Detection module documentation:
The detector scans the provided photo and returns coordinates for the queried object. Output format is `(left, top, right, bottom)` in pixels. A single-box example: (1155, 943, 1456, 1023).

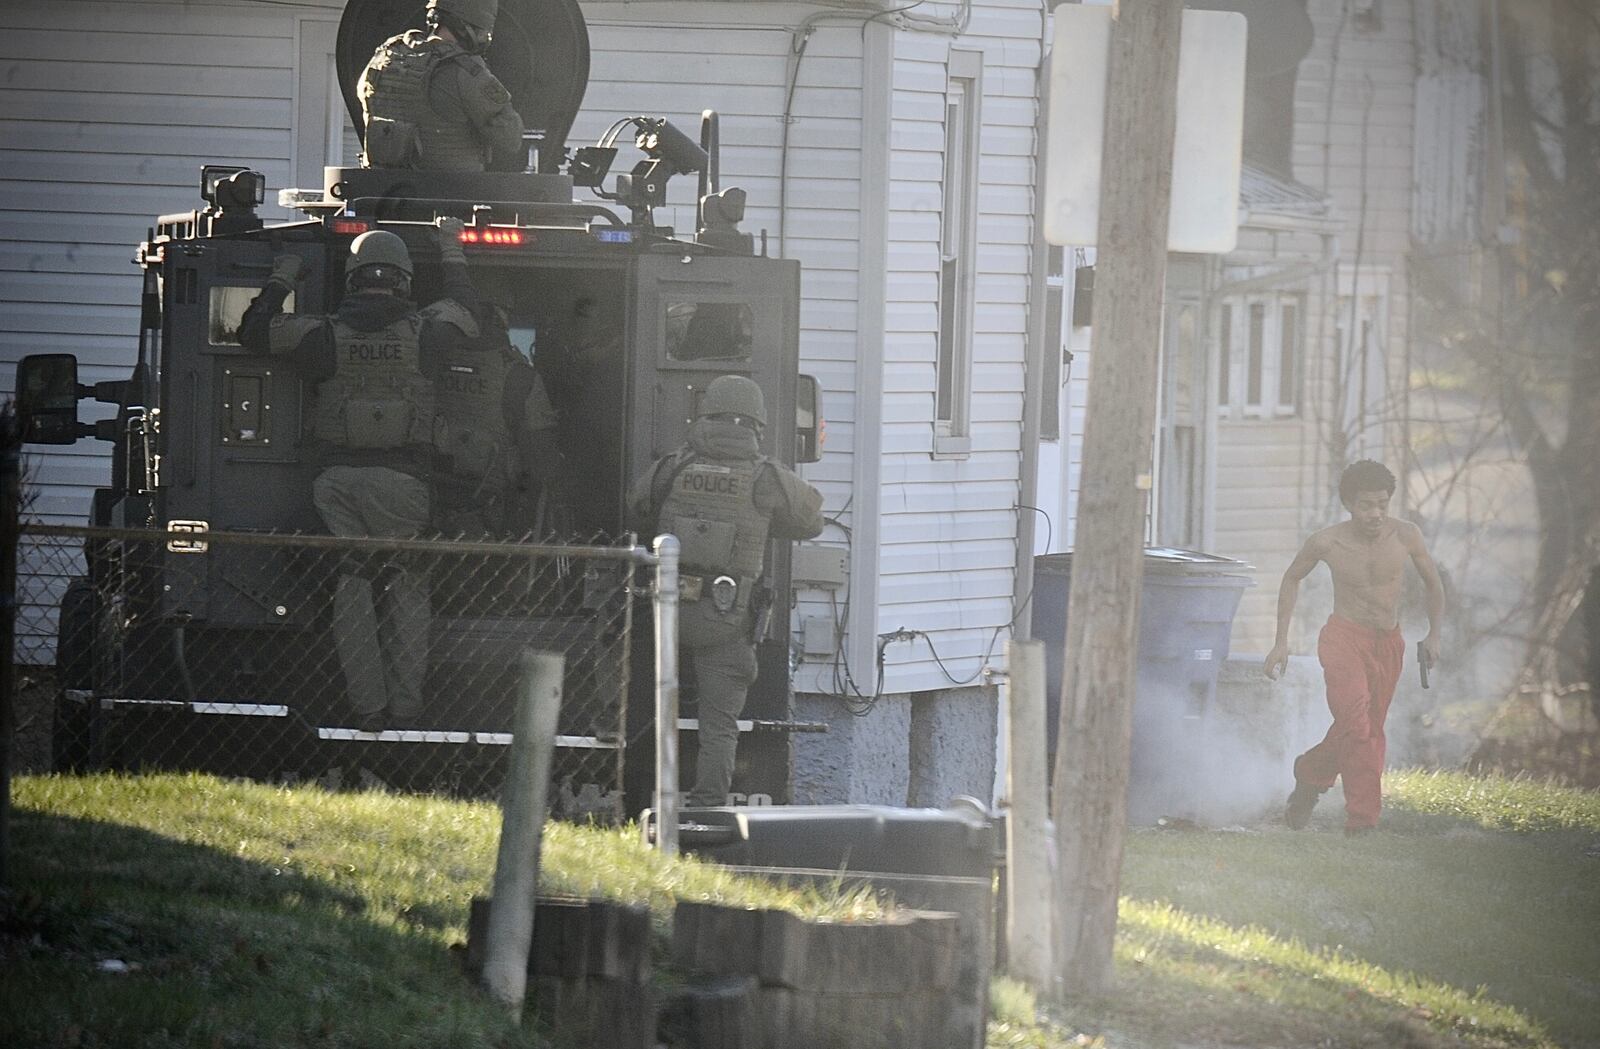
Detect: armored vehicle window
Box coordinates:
(506, 323, 537, 363)
(211, 286, 293, 346)
(665, 301, 753, 362)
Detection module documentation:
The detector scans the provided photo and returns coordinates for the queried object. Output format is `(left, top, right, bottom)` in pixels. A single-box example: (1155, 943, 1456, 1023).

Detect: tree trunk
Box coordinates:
(1468, 0, 1600, 773)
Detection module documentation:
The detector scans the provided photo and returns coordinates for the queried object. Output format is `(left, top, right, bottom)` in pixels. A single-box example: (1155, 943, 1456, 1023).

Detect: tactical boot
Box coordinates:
(1284, 782, 1324, 829)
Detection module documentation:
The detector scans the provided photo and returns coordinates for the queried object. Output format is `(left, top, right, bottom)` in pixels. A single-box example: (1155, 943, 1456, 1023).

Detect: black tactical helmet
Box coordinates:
(428, 0, 496, 51)
(700, 375, 766, 429)
(345, 230, 413, 292)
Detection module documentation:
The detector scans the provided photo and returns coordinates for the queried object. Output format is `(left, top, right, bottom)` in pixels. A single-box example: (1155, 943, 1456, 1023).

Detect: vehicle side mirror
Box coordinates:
(795, 373, 823, 464)
(16, 353, 88, 445)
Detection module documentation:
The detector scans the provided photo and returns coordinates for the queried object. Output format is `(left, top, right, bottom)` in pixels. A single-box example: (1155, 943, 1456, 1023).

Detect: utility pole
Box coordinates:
(1050, 0, 1182, 994)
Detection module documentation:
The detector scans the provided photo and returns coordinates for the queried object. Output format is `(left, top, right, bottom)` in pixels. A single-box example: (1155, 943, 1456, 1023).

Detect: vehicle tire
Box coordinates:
(57, 577, 94, 690)
(53, 577, 97, 771)
(51, 690, 94, 772)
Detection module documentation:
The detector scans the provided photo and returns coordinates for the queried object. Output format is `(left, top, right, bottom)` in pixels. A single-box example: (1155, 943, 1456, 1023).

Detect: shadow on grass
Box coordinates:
(1119, 810, 1600, 1049)
(1061, 970, 1496, 1049)
(1, 811, 532, 1049)
(1105, 928, 1544, 1049)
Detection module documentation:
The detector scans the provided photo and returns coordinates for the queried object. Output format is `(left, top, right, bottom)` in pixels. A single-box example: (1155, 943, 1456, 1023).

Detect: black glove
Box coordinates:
(436, 217, 467, 265)
(269, 254, 302, 288)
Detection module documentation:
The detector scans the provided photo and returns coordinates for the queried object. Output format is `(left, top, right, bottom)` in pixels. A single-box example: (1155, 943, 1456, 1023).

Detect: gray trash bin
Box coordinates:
(1031, 548, 1253, 824)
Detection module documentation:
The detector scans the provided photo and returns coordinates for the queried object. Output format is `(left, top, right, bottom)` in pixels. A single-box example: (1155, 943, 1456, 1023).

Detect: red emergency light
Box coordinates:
(328, 218, 371, 236)
(459, 227, 525, 246)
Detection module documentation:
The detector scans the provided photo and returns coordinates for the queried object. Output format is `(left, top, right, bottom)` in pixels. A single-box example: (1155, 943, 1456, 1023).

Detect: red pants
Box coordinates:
(1294, 614, 1405, 829)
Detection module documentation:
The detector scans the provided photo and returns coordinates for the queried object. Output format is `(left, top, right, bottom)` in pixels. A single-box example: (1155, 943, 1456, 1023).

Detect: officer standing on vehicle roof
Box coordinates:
(358, 0, 525, 173)
(239, 218, 480, 732)
(434, 300, 564, 536)
(628, 375, 824, 807)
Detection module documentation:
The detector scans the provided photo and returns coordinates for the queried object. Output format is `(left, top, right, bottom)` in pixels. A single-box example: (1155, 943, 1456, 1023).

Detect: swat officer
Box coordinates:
(435, 301, 564, 536)
(628, 375, 824, 807)
(239, 218, 479, 731)
(358, 0, 525, 173)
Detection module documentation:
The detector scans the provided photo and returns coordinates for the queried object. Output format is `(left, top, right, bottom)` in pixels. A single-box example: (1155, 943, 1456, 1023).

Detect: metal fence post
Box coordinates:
(482, 648, 564, 1015)
(653, 534, 680, 855)
(0, 412, 19, 886)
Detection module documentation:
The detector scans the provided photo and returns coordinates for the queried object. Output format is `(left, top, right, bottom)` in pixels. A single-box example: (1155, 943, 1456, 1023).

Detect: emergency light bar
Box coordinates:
(327, 218, 371, 236)
(460, 228, 525, 246)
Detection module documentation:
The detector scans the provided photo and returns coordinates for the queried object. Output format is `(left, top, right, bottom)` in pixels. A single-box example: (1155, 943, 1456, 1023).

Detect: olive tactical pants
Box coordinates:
(681, 599, 758, 807)
(312, 466, 431, 721)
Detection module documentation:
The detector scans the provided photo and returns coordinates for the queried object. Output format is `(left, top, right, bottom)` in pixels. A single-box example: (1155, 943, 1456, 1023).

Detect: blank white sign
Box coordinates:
(1043, 6, 1248, 253)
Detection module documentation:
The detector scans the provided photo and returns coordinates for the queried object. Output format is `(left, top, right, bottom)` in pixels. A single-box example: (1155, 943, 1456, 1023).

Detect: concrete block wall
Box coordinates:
(671, 902, 970, 1049)
(465, 896, 655, 1048)
(795, 688, 997, 807)
(793, 693, 911, 804)
(909, 686, 997, 808)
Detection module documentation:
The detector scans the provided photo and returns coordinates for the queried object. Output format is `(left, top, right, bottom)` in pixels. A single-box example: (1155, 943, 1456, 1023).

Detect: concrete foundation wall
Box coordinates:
(908, 687, 997, 808)
(795, 688, 997, 807)
(793, 694, 911, 805)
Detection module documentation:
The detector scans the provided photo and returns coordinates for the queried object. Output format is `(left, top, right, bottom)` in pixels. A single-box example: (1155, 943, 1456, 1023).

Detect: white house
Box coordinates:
(1031, 0, 1421, 659)
(1, 0, 1055, 804)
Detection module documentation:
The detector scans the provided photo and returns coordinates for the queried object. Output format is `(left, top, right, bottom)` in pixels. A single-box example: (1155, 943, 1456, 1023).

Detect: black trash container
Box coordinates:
(1031, 548, 1253, 824)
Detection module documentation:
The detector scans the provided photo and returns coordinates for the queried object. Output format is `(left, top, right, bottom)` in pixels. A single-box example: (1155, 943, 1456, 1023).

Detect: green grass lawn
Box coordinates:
(4, 769, 1598, 1049)
(1, 773, 879, 1049)
(1037, 769, 1600, 1049)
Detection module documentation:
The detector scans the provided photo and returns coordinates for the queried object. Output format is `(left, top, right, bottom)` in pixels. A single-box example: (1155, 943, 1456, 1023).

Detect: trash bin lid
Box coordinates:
(1141, 547, 1254, 573)
(1033, 548, 1253, 575)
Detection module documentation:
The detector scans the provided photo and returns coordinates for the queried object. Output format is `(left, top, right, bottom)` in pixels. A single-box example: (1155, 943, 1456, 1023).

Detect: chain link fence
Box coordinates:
(13, 523, 648, 817)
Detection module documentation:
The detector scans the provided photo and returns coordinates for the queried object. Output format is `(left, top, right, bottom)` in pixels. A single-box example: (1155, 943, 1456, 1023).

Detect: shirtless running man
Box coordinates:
(1264, 460, 1446, 834)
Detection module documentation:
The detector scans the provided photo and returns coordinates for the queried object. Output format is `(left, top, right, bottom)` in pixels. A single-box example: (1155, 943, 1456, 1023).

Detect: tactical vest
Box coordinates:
(436, 342, 514, 493)
(659, 455, 771, 580)
(360, 31, 487, 171)
(311, 314, 439, 452)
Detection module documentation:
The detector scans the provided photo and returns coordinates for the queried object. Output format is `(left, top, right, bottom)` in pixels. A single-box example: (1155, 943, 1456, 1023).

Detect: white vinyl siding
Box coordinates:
(1, 0, 343, 529)
(877, 1, 1041, 694)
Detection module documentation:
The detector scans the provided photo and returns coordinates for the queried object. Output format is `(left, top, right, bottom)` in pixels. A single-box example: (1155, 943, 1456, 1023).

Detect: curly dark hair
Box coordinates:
(1338, 459, 1396, 507)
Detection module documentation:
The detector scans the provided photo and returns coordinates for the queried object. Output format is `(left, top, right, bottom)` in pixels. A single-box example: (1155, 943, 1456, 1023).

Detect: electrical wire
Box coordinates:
(599, 117, 642, 149)
(812, 497, 1059, 708)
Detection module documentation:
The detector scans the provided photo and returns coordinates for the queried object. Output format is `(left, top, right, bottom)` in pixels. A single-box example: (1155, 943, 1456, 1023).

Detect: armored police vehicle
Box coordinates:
(15, 0, 821, 812)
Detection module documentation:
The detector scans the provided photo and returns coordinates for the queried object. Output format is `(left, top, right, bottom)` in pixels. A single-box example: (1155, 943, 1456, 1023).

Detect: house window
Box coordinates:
(1217, 293, 1304, 417)
(1039, 245, 1068, 441)
(1334, 279, 1391, 462)
(1278, 301, 1300, 410)
(934, 49, 982, 457)
(1217, 305, 1232, 407)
